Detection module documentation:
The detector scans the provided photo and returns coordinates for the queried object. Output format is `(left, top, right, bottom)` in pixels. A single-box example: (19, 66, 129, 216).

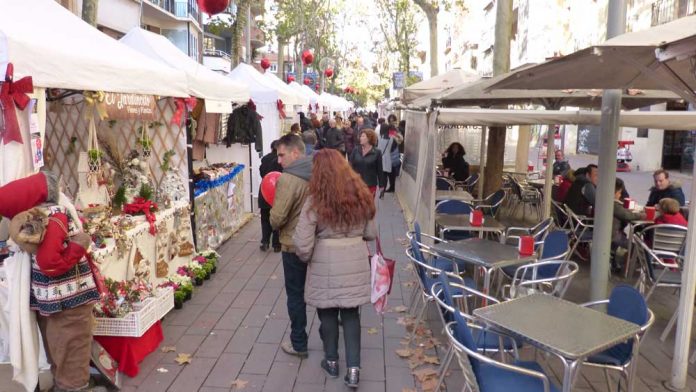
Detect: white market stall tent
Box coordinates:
(262, 71, 308, 107)
(226, 63, 283, 210)
(120, 28, 250, 112)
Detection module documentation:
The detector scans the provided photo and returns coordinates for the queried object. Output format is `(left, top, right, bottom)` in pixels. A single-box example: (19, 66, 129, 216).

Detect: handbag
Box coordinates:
(369, 236, 396, 315)
(75, 116, 110, 209)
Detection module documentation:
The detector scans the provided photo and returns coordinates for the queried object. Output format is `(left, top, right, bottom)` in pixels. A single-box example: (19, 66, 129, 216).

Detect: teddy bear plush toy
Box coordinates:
(1, 171, 101, 392)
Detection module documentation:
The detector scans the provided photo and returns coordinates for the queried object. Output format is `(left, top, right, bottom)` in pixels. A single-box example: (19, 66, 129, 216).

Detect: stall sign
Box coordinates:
(103, 93, 157, 120)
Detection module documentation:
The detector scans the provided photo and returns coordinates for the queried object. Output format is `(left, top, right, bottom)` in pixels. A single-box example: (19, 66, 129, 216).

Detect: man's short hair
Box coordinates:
(659, 198, 681, 214)
(586, 164, 598, 172)
(615, 178, 625, 193)
(277, 133, 305, 155)
(653, 169, 669, 179)
(301, 130, 317, 146)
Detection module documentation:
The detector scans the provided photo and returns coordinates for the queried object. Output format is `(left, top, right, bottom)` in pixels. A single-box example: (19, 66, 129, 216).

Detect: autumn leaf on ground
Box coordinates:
(401, 388, 417, 392)
(421, 377, 439, 392)
(395, 348, 413, 358)
(390, 305, 408, 313)
(270, 275, 277, 280)
(396, 237, 409, 246)
(367, 327, 379, 335)
(160, 346, 176, 353)
(400, 339, 410, 346)
(423, 355, 440, 365)
(402, 281, 415, 288)
(412, 367, 439, 382)
(397, 317, 414, 326)
(408, 358, 422, 369)
(174, 353, 192, 365)
(231, 379, 249, 389)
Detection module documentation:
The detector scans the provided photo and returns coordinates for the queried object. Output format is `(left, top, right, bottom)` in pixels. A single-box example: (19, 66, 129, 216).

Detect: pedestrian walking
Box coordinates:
(270, 134, 312, 358)
(259, 140, 282, 252)
(349, 129, 385, 196)
(293, 149, 376, 388)
(377, 124, 403, 194)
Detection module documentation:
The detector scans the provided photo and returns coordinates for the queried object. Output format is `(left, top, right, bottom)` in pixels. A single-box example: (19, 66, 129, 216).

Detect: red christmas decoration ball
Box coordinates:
(260, 58, 271, 70)
(196, 0, 230, 15)
(304, 78, 311, 85)
(287, 75, 295, 83)
(324, 68, 334, 78)
(302, 50, 314, 65)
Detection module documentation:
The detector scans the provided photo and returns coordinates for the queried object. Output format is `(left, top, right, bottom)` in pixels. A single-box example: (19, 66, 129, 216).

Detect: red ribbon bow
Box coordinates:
(276, 99, 286, 119)
(314, 103, 319, 111)
(0, 63, 33, 145)
(122, 197, 159, 235)
(171, 97, 198, 126)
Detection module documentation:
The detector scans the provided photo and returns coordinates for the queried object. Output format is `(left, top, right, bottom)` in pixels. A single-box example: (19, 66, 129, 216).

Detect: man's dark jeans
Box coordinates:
(282, 252, 308, 352)
(260, 208, 280, 247)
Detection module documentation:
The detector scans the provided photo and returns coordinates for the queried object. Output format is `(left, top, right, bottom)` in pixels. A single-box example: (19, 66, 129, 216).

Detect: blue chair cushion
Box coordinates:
(432, 257, 469, 274)
(478, 360, 560, 392)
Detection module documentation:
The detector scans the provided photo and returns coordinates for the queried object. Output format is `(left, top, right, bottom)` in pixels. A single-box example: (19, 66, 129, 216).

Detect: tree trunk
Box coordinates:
(414, 1, 439, 77)
(483, 0, 513, 197)
(277, 40, 286, 80)
(81, 0, 99, 27)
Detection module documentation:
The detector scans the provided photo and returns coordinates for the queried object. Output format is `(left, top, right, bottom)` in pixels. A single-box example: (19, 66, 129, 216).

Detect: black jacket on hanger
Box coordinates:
(225, 103, 263, 153)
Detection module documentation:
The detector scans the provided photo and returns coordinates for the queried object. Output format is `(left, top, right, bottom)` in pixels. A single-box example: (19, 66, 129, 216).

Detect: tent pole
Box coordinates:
(248, 144, 254, 213)
(590, 0, 626, 302)
(478, 126, 486, 197)
(542, 124, 555, 219)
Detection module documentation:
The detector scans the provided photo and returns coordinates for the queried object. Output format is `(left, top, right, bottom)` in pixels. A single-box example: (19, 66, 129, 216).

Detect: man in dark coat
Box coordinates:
(646, 169, 686, 207)
(259, 141, 283, 252)
(564, 164, 598, 215)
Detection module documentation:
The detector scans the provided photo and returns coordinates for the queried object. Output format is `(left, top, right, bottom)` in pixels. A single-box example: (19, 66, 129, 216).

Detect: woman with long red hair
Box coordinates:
(293, 149, 376, 388)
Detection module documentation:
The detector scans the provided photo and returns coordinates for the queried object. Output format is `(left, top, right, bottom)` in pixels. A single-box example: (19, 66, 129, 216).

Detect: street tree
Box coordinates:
(374, 0, 419, 74)
(82, 0, 98, 27)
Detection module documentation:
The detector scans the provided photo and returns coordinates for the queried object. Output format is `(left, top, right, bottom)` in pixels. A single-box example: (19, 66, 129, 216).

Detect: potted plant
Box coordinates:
(202, 262, 214, 279)
(196, 267, 208, 283)
(87, 149, 103, 173)
(173, 290, 185, 309)
(181, 283, 193, 301)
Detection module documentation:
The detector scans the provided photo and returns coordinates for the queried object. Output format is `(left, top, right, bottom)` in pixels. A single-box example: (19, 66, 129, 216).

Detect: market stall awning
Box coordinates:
(402, 68, 480, 105)
(120, 28, 249, 113)
(487, 14, 696, 104)
(434, 107, 696, 130)
(288, 82, 317, 104)
(0, 0, 188, 97)
(262, 72, 308, 107)
(227, 63, 278, 103)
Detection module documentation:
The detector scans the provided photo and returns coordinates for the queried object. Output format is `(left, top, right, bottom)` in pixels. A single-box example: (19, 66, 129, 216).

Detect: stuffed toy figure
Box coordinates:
(1, 171, 101, 392)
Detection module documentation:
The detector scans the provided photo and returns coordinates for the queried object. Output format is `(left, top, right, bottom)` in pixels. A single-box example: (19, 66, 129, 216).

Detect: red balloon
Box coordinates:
(304, 77, 311, 85)
(260, 58, 271, 70)
(287, 75, 295, 83)
(302, 50, 314, 65)
(324, 68, 334, 78)
(260, 171, 282, 206)
(196, 0, 230, 15)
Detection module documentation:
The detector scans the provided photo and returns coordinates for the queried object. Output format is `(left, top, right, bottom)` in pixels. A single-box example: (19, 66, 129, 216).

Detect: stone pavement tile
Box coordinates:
(362, 326, 384, 349)
(116, 385, 137, 392)
(231, 373, 267, 392)
(261, 360, 300, 392)
(186, 310, 224, 335)
(255, 286, 283, 306)
(360, 348, 386, 381)
(244, 275, 270, 290)
(122, 350, 165, 387)
(224, 326, 262, 354)
(383, 338, 409, 368)
(199, 387, 233, 392)
(164, 302, 207, 326)
(257, 318, 289, 344)
(292, 383, 326, 392)
(240, 343, 278, 374)
(167, 357, 216, 392)
(296, 354, 327, 385)
(256, 258, 280, 276)
(241, 304, 273, 327)
(132, 363, 182, 392)
(324, 378, 385, 392)
(382, 316, 408, 338)
(220, 277, 247, 295)
(158, 325, 187, 346)
(271, 293, 290, 319)
(206, 290, 242, 313)
(230, 289, 261, 309)
(385, 366, 416, 392)
(203, 353, 246, 388)
(195, 329, 236, 358)
(161, 334, 206, 363)
(235, 263, 262, 280)
(216, 306, 249, 330)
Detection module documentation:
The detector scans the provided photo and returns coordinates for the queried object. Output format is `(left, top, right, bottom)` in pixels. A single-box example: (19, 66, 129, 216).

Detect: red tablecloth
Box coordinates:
(94, 321, 164, 377)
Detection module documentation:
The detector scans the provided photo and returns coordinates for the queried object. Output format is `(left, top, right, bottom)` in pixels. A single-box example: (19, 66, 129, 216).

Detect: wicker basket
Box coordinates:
(94, 287, 174, 337)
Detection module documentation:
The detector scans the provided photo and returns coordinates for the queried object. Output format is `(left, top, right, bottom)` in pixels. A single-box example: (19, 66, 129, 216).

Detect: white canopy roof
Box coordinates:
(0, 0, 187, 97)
(262, 72, 308, 106)
(120, 28, 249, 112)
(434, 108, 696, 130)
(319, 93, 351, 111)
(402, 68, 480, 104)
(288, 82, 317, 105)
(227, 63, 278, 103)
(228, 63, 299, 104)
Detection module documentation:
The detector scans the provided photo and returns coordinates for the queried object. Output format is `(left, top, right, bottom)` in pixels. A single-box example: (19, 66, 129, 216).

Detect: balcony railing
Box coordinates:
(652, 0, 696, 26)
(204, 49, 231, 62)
(147, 0, 200, 23)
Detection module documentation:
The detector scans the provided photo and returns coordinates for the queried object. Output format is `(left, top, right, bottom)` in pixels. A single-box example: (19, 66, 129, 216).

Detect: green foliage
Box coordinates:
(373, 0, 419, 74)
(206, 16, 231, 37)
(139, 183, 154, 201)
(88, 149, 103, 162)
(180, 283, 193, 295)
(174, 290, 186, 302)
(160, 150, 175, 172)
(113, 186, 127, 209)
(195, 268, 207, 280)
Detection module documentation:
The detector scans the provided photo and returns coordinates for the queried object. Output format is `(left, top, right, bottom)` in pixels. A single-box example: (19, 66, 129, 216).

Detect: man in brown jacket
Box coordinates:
(270, 134, 312, 357)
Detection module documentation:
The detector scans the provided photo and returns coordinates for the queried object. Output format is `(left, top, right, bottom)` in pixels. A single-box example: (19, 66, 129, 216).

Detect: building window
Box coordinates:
(269, 64, 278, 72)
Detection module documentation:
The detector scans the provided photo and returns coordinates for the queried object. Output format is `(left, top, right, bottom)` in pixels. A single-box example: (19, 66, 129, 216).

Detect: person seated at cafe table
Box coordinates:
(552, 149, 571, 177)
(441, 142, 470, 181)
(612, 178, 646, 272)
(655, 197, 688, 227)
(564, 164, 597, 215)
(646, 169, 686, 207)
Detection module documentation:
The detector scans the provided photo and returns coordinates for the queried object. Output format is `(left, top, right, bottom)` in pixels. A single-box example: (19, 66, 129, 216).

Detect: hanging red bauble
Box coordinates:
(304, 78, 311, 85)
(324, 68, 334, 78)
(287, 75, 295, 83)
(301, 50, 314, 65)
(260, 58, 271, 70)
(315, 83, 320, 91)
(196, 0, 230, 15)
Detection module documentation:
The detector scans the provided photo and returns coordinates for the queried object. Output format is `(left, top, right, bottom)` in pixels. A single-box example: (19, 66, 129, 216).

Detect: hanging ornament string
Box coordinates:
(0, 63, 33, 145)
(83, 91, 108, 120)
(276, 99, 286, 119)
